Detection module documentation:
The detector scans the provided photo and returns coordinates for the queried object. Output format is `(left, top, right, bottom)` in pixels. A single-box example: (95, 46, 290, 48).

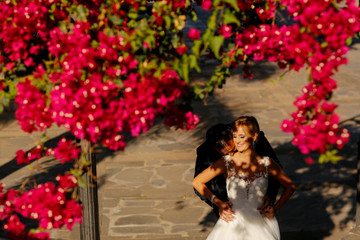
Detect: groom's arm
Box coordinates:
(193, 143, 214, 207)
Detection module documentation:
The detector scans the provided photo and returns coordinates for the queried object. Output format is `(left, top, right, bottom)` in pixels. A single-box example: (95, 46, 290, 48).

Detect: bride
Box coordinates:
(192, 116, 295, 240)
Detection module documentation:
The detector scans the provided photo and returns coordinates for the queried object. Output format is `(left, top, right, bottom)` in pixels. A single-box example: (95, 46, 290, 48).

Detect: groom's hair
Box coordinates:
(205, 123, 233, 150)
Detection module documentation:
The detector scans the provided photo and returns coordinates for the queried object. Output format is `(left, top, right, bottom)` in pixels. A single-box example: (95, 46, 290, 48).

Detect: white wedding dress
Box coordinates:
(206, 156, 280, 240)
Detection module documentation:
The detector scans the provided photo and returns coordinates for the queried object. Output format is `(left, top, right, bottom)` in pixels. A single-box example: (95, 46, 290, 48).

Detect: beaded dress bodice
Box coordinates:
(206, 156, 280, 240)
(224, 155, 270, 210)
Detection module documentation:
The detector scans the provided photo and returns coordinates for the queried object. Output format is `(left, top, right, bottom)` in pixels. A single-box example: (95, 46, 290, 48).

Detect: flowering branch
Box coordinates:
(0, 0, 359, 238)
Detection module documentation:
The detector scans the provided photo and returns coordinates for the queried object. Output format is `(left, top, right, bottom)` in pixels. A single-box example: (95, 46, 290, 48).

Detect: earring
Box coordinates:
(252, 141, 256, 149)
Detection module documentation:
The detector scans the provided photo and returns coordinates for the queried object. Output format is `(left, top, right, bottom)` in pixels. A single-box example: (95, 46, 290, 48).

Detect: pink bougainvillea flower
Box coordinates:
(27, 145, 43, 161)
(187, 28, 201, 40)
(201, 0, 212, 11)
(5, 62, 15, 71)
(24, 57, 34, 67)
(185, 111, 200, 130)
(27, 231, 50, 240)
(219, 24, 232, 39)
(56, 174, 78, 190)
(4, 215, 25, 236)
(15, 79, 53, 133)
(0, 81, 4, 91)
(15, 150, 29, 165)
(305, 157, 314, 165)
(53, 138, 80, 164)
(143, 41, 150, 49)
(176, 45, 188, 55)
(320, 102, 338, 114)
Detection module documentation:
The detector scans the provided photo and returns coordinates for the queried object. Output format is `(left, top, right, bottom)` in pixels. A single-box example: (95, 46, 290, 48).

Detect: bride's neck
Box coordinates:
(234, 149, 256, 164)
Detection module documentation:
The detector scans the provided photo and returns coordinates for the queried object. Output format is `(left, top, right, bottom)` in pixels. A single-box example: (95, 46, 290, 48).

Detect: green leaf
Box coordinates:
(144, 35, 156, 48)
(109, 15, 123, 25)
(320, 41, 328, 48)
(50, 3, 56, 12)
(193, 85, 202, 94)
(128, 12, 138, 19)
(8, 81, 17, 97)
(189, 54, 200, 72)
(76, 5, 88, 22)
(2, 97, 9, 107)
(191, 40, 202, 57)
(59, 22, 68, 33)
(318, 149, 342, 164)
(223, 0, 239, 11)
(80, 155, 91, 166)
(210, 35, 224, 58)
(207, 13, 218, 31)
(163, 15, 172, 29)
(346, 37, 352, 46)
(202, 29, 213, 42)
(171, 34, 180, 47)
(191, 10, 198, 22)
(78, 177, 88, 187)
(40, 134, 49, 143)
(91, 40, 100, 48)
(70, 168, 83, 177)
(205, 85, 214, 93)
(307, 72, 313, 82)
(213, 0, 221, 7)
(180, 55, 189, 82)
(223, 9, 240, 26)
(0, 104, 3, 114)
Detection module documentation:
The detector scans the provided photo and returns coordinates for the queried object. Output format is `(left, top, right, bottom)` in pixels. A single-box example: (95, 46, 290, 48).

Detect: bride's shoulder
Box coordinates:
(220, 155, 232, 167)
(258, 156, 271, 167)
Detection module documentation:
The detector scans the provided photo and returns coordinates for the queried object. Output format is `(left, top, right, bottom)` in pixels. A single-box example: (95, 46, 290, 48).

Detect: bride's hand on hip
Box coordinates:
(260, 205, 275, 219)
(219, 201, 235, 222)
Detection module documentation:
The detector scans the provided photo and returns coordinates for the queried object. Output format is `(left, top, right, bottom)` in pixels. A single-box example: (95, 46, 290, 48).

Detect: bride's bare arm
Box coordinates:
(265, 159, 295, 218)
(192, 158, 235, 222)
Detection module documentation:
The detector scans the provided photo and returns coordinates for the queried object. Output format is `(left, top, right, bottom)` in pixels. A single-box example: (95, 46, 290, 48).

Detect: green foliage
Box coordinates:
(318, 149, 342, 164)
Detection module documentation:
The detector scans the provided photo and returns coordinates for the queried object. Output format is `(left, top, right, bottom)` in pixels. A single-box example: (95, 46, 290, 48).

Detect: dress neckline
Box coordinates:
(224, 155, 270, 182)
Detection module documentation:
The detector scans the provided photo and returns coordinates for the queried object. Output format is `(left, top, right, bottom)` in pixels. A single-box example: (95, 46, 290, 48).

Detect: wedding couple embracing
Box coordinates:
(192, 116, 295, 240)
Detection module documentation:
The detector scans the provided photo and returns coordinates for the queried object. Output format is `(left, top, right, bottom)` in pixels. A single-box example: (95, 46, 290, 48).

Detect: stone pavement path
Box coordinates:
(0, 30, 360, 240)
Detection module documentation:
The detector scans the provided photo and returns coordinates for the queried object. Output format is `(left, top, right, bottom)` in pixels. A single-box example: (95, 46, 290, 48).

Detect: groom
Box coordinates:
(193, 123, 282, 219)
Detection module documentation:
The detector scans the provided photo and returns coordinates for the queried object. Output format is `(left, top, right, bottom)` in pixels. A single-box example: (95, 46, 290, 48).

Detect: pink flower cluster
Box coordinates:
(15, 80, 53, 133)
(0, 1, 49, 68)
(0, 0, 72, 71)
(15, 138, 79, 166)
(53, 138, 80, 164)
(0, 0, 103, 72)
(281, 106, 350, 154)
(11, 17, 199, 151)
(164, 104, 200, 130)
(229, 0, 359, 154)
(0, 177, 82, 239)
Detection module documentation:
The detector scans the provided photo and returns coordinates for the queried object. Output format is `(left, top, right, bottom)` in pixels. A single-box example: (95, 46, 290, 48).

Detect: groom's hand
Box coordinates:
(219, 201, 235, 222)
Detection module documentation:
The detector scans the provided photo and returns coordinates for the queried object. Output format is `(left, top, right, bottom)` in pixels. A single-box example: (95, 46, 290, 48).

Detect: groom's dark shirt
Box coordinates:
(193, 131, 282, 218)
